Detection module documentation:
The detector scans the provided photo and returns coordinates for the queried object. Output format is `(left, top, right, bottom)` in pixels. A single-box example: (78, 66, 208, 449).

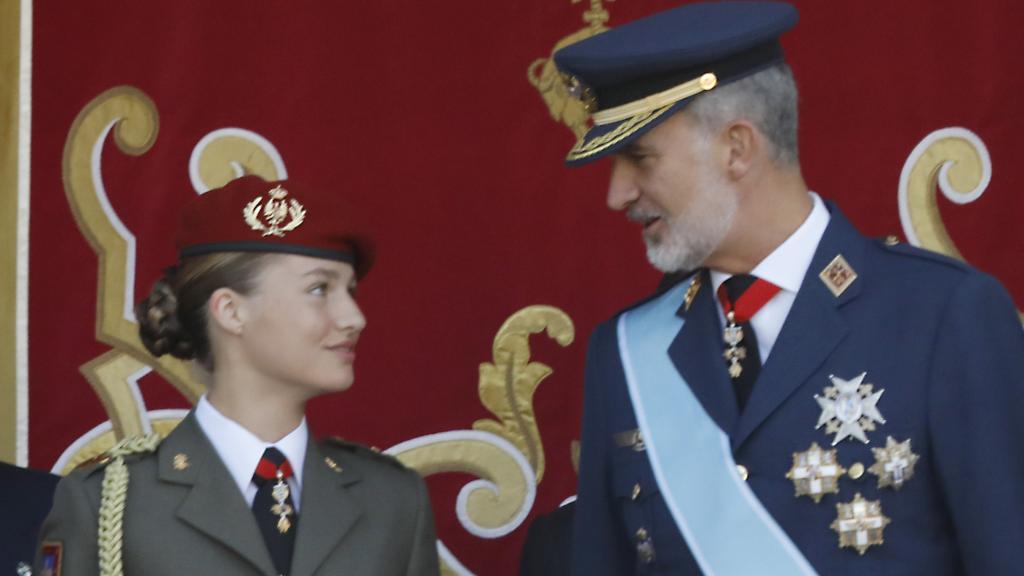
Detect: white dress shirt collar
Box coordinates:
(711, 192, 829, 297)
(194, 395, 308, 508)
(709, 192, 830, 363)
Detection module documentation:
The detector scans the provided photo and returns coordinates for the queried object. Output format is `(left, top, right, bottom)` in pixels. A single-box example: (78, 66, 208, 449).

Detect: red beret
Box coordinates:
(176, 176, 375, 278)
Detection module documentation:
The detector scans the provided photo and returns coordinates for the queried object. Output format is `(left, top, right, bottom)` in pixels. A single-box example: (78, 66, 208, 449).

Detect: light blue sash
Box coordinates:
(618, 281, 817, 576)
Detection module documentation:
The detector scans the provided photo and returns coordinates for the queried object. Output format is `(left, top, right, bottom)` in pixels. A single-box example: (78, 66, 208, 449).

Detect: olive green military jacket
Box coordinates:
(37, 413, 439, 576)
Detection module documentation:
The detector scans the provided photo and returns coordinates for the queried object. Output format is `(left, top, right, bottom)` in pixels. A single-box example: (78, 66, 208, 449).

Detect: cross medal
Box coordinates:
(722, 311, 746, 378)
(815, 372, 885, 445)
(270, 470, 294, 534)
(831, 493, 891, 555)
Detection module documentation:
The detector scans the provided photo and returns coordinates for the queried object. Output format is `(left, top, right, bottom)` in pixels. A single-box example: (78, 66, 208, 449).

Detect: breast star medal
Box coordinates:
(271, 470, 294, 534)
(830, 493, 891, 555)
(815, 372, 885, 445)
(785, 442, 847, 503)
(868, 436, 919, 490)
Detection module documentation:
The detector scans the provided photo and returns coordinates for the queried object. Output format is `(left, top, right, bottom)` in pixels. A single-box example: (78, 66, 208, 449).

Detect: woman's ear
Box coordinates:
(208, 287, 246, 336)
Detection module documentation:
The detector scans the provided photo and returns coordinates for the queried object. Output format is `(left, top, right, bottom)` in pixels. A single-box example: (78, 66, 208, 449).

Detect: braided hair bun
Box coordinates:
(136, 268, 197, 360)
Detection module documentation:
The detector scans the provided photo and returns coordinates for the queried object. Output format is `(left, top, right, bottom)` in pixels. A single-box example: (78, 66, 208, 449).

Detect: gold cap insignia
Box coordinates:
(172, 453, 190, 470)
(785, 442, 846, 503)
(561, 73, 598, 114)
(819, 254, 857, 297)
(868, 436, 919, 490)
(242, 185, 306, 237)
(831, 493, 891, 555)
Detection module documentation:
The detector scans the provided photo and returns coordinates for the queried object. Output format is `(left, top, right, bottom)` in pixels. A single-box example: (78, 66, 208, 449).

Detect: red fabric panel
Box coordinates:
(27, 2, 1024, 573)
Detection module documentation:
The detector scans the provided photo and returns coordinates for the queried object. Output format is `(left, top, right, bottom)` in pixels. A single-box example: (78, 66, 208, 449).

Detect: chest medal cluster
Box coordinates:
(785, 371, 920, 555)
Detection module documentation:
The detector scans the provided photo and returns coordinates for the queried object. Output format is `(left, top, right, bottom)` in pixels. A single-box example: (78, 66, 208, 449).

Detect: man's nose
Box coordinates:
(607, 156, 640, 211)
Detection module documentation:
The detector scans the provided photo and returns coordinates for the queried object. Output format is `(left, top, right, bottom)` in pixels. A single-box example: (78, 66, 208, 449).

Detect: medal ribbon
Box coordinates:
(716, 276, 781, 322)
(254, 457, 294, 482)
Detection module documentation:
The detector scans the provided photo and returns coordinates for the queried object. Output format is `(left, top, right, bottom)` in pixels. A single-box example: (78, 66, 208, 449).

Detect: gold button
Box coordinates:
(849, 462, 865, 480)
(631, 483, 642, 500)
(736, 464, 749, 481)
(636, 527, 649, 541)
(884, 235, 900, 246)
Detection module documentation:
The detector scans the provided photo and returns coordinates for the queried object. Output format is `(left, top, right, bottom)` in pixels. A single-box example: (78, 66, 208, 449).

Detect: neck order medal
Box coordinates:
(271, 470, 294, 534)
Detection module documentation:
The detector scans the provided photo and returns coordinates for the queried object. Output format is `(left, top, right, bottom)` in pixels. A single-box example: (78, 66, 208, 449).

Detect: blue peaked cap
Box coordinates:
(553, 1, 798, 166)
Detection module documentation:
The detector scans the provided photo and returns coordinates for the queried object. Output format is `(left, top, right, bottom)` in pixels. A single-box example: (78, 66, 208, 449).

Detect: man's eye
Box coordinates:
(310, 283, 328, 295)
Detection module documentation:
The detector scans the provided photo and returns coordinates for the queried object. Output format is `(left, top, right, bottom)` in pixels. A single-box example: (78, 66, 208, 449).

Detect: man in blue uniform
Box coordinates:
(552, 2, 1024, 574)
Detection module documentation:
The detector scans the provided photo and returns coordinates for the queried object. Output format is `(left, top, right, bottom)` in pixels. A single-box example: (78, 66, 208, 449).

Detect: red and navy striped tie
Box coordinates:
(252, 447, 297, 575)
(717, 274, 781, 411)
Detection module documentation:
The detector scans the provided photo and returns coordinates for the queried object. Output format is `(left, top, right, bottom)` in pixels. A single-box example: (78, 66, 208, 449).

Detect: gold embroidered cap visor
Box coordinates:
(176, 175, 375, 278)
(552, 1, 799, 166)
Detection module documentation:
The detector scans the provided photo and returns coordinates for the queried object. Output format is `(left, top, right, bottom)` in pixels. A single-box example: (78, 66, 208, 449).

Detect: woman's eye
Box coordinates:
(310, 283, 328, 295)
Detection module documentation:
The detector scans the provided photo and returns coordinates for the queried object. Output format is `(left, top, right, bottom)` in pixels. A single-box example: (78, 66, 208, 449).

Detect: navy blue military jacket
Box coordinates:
(571, 206, 1024, 575)
(0, 462, 59, 574)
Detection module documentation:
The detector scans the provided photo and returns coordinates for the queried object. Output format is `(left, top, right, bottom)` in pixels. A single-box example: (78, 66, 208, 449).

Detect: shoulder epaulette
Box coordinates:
(874, 235, 969, 271)
(74, 452, 116, 473)
(324, 436, 407, 470)
(73, 434, 163, 474)
(878, 234, 901, 247)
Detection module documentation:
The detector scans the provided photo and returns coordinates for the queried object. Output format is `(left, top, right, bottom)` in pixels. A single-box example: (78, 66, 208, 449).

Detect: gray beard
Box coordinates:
(643, 182, 738, 273)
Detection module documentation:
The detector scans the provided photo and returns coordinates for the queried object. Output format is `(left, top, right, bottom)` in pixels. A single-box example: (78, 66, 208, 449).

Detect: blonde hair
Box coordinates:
(136, 252, 270, 371)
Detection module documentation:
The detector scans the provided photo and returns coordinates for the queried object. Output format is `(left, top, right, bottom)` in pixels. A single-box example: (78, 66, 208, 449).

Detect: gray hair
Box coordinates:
(687, 62, 799, 167)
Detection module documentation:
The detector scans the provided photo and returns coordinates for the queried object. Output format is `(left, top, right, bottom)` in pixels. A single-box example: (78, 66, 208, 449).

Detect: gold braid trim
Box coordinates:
(97, 434, 162, 576)
(566, 103, 676, 162)
(591, 73, 717, 126)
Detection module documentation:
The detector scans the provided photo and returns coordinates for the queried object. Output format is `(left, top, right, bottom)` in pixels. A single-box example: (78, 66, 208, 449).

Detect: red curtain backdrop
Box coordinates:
(25, 1, 1023, 573)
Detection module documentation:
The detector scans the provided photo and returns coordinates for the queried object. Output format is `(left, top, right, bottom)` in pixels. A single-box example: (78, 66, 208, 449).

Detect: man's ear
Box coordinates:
(208, 287, 246, 336)
(723, 120, 758, 179)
